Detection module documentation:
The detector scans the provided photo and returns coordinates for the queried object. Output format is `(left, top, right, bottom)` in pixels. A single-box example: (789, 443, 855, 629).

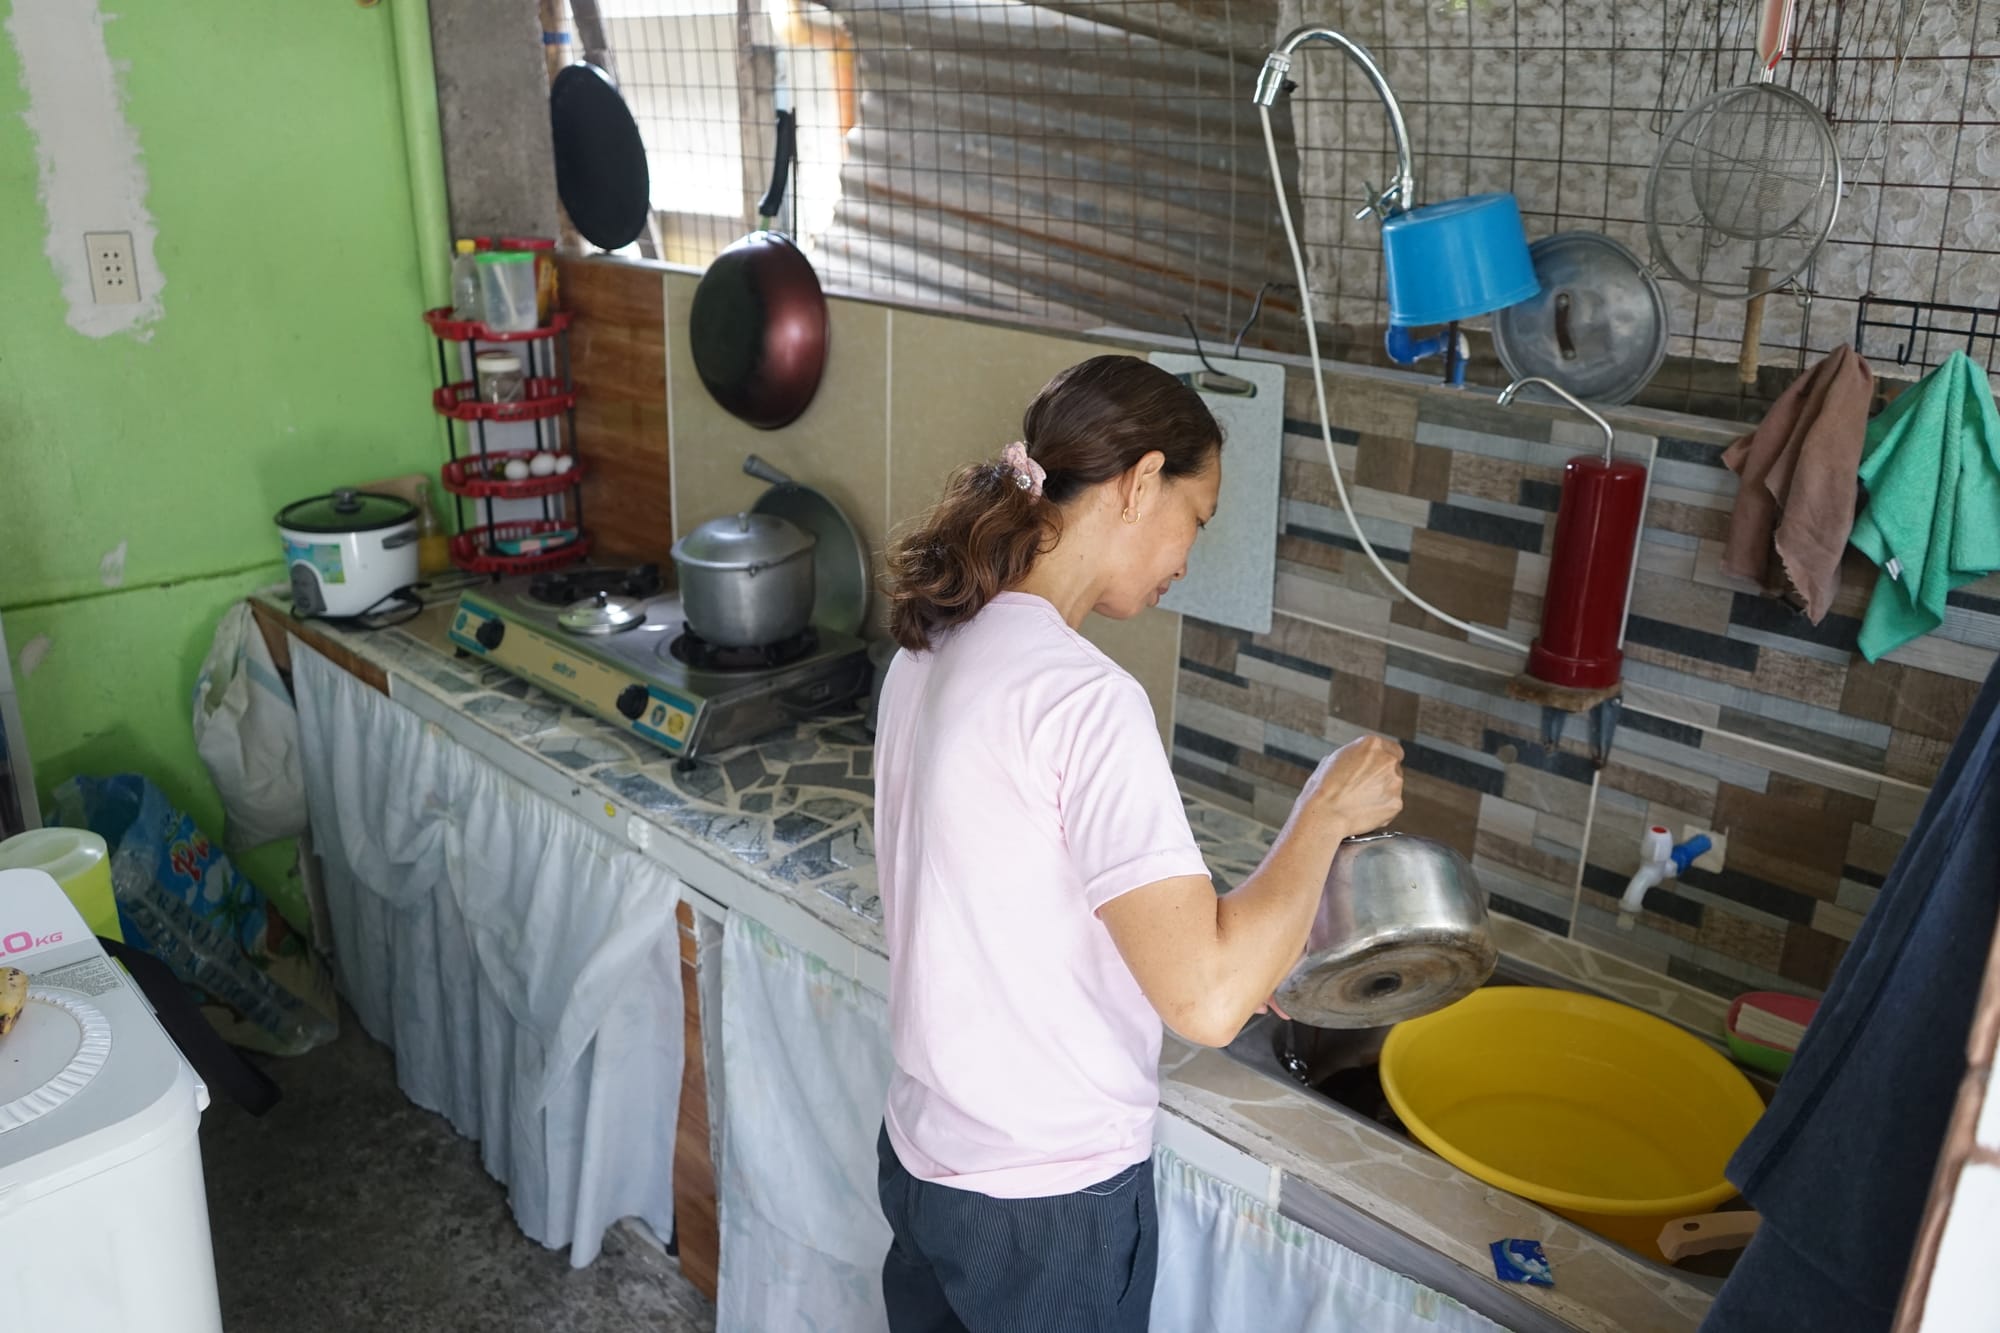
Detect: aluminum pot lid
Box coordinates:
(277, 488, 416, 534)
(751, 482, 868, 636)
(558, 590, 648, 634)
(1491, 231, 1669, 407)
(671, 511, 815, 571)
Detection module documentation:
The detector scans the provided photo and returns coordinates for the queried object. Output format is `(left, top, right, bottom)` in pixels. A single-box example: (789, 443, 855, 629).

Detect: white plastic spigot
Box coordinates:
(1619, 825, 1713, 930)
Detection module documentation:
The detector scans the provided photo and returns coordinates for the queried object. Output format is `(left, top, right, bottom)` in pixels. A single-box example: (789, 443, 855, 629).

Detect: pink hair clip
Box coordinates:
(1001, 441, 1046, 498)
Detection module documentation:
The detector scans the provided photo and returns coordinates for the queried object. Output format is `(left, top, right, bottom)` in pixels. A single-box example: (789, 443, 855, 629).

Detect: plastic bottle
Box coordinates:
(450, 239, 482, 322)
(499, 236, 559, 323)
(414, 481, 452, 576)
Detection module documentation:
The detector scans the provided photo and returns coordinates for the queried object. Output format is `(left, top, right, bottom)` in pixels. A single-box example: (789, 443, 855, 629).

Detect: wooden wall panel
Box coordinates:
(673, 899, 720, 1300)
(559, 257, 673, 568)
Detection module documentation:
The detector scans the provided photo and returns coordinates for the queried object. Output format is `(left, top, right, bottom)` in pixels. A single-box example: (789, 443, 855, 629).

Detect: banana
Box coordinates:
(0, 967, 27, 1036)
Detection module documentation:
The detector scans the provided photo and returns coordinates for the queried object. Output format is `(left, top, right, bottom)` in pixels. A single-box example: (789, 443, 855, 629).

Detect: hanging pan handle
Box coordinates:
(757, 109, 798, 225)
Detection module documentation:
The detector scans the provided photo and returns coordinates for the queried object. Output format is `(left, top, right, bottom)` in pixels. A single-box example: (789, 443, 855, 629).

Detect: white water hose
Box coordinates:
(1257, 104, 1530, 656)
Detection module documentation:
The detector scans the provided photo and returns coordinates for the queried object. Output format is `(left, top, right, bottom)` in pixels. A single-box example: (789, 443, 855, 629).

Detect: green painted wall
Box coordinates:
(0, 2, 444, 917)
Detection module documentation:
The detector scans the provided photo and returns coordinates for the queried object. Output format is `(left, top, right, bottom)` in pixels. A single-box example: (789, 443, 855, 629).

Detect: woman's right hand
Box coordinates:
(1298, 734, 1405, 841)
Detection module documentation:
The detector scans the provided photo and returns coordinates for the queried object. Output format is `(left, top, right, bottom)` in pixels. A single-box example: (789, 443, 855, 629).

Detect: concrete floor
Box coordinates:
(199, 1014, 717, 1333)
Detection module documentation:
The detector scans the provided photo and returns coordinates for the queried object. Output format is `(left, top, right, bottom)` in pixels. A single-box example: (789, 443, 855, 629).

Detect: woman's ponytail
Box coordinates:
(886, 461, 1051, 651)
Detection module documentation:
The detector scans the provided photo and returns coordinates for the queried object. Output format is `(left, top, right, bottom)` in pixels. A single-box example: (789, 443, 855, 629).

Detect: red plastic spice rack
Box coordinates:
(450, 521, 592, 575)
(423, 307, 573, 343)
(432, 377, 576, 422)
(440, 451, 586, 499)
(425, 303, 586, 576)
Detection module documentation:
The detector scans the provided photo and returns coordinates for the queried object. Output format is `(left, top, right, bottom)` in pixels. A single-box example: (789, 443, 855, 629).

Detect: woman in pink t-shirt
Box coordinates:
(872, 355, 1404, 1331)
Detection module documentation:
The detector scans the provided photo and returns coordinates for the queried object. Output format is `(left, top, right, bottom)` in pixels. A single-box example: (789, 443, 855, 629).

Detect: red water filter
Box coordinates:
(1528, 453, 1650, 689)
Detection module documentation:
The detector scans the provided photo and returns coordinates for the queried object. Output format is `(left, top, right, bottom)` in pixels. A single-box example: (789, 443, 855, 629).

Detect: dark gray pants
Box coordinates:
(877, 1126, 1157, 1333)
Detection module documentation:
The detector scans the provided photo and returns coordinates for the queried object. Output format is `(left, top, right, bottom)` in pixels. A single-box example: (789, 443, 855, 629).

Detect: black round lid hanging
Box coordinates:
(549, 62, 651, 251)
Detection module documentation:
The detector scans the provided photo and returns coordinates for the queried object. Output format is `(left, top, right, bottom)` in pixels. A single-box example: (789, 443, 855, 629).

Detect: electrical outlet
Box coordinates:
(84, 231, 139, 305)
(1681, 825, 1727, 874)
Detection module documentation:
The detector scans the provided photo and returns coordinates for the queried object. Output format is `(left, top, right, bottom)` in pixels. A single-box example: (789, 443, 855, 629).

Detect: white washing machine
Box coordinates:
(0, 867, 224, 1332)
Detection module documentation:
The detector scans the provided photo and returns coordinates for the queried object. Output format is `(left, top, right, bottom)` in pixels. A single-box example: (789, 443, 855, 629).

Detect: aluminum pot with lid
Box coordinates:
(670, 511, 817, 648)
(1271, 832, 1497, 1029)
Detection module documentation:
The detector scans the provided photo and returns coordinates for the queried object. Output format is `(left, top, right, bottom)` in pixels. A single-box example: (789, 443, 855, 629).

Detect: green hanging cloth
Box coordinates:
(1849, 351, 2000, 661)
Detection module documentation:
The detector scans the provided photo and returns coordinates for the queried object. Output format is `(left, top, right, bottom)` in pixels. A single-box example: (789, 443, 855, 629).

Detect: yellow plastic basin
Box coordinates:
(1380, 987, 1764, 1260)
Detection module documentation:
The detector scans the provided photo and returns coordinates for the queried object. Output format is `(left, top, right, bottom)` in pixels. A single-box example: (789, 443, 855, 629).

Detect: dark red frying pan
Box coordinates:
(689, 110, 829, 430)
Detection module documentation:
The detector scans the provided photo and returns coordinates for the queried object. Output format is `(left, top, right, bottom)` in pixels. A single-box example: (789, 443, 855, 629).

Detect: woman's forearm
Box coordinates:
(1209, 812, 1356, 1027)
(1099, 736, 1404, 1047)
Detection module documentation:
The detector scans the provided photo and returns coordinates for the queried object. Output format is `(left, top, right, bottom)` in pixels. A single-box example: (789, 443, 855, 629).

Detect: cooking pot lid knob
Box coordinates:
(332, 488, 360, 512)
(595, 591, 610, 606)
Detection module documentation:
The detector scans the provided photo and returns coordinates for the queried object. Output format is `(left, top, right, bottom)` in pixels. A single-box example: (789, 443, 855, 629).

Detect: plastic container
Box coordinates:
(413, 483, 451, 577)
(0, 827, 122, 942)
(476, 251, 539, 333)
(475, 349, 525, 403)
(1380, 986, 1765, 1261)
(500, 236, 559, 322)
(450, 238, 482, 322)
(1380, 192, 1540, 327)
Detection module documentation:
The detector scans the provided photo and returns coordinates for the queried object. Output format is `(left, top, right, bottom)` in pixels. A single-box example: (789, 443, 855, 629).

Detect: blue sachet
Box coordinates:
(1490, 1238, 1554, 1287)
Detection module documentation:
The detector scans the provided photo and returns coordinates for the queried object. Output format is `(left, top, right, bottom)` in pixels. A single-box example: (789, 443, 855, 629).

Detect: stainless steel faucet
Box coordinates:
(1498, 375, 1617, 464)
(1255, 26, 1415, 220)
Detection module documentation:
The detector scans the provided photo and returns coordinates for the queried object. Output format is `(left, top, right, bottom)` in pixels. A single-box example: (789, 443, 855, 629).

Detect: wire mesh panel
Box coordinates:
(577, 0, 1300, 349)
(580, 0, 2000, 403)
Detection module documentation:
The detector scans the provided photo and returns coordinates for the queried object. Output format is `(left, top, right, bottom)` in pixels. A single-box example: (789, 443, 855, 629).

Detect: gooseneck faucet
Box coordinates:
(1498, 375, 1617, 464)
(1255, 26, 1415, 221)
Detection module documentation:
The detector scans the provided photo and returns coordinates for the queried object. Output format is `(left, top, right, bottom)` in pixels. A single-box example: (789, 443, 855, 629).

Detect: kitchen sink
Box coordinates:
(1222, 957, 1768, 1280)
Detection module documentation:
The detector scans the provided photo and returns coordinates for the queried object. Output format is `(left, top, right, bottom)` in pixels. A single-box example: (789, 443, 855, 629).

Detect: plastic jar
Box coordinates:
(475, 350, 525, 403)
(476, 251, 538, 332)
(500, 236, 559, 323)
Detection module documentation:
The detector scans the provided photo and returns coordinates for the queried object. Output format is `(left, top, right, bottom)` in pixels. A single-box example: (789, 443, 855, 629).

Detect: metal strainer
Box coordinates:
(1647, 0, 1840, 381)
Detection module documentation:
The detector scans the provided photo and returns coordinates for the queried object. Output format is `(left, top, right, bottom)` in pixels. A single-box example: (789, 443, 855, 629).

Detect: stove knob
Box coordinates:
(475, 619, 505, 650)
(616, 684, 650, 721)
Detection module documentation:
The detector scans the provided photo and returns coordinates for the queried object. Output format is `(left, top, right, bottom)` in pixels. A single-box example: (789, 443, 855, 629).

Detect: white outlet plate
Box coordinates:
(1680, 825, 1727, 874)
(84, 230, 139, 304)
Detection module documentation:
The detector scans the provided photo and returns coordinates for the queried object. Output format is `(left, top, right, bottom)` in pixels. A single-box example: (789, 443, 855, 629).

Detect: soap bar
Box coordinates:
(1489, 1238, 1554, 1287)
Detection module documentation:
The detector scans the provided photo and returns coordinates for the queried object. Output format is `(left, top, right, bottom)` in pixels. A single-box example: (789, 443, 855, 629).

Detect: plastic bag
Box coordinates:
(50, 773, 337, 1056)
(193, 602, 306, 851)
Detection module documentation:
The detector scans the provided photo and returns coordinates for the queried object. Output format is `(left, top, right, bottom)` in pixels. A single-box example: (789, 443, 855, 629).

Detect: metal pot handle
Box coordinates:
(743, 454, 794, 487)
(381, 529, 419, 549)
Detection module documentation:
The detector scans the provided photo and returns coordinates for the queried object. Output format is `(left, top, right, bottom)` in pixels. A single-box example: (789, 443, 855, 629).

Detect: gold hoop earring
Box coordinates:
(1121, 507, 1141, 524)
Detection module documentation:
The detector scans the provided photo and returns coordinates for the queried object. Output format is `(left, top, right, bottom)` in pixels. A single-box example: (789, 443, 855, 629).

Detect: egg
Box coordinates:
(529, 452, 558, 476)
(503, 459, 531, 481)
(553, 454, 575, 473)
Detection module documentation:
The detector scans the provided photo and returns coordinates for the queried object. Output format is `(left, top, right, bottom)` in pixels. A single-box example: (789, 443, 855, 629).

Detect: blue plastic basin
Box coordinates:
(1382, 193, 1539, 327)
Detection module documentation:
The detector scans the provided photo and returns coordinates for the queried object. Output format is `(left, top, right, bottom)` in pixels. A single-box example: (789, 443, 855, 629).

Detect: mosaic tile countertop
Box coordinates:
(267, 593, 1715, 1332)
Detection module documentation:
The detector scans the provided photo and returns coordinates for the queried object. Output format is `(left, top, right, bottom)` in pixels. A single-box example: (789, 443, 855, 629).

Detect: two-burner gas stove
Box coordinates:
(449, 563, 872, 759)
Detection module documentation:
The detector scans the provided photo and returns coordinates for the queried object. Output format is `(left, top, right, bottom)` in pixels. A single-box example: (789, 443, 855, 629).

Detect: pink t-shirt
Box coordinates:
(874, 592, 1211, 1198)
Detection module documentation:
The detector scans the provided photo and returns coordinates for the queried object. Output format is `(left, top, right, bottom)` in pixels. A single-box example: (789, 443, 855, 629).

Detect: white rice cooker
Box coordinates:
(277, 488, 420, 618)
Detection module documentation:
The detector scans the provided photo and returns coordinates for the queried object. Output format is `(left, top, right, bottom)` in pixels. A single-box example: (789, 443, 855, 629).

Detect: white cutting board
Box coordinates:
(1148, 351, 1286, 634)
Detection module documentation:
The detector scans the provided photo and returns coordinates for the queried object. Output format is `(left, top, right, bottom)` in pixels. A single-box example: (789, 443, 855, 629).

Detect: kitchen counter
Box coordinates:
(260, 589, 1722, 1333)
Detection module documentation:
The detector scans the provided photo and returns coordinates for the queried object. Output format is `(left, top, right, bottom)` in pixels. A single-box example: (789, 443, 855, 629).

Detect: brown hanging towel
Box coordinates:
(1719, 344, 1876, 624)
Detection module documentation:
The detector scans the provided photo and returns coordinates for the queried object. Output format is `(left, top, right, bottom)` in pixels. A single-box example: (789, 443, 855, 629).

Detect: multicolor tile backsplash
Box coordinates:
(1173, 363, 2000, 1001)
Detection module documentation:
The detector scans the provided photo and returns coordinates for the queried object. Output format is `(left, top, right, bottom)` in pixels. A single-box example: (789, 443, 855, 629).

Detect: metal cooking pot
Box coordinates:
(670, 511, 817, 648)
(1271, 832, 1497, 1029)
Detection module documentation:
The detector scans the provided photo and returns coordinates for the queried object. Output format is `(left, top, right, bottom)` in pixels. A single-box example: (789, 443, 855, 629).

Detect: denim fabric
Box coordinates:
(1703, 656, 2000, 1332)
(877, 1126, 1157, 1333)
